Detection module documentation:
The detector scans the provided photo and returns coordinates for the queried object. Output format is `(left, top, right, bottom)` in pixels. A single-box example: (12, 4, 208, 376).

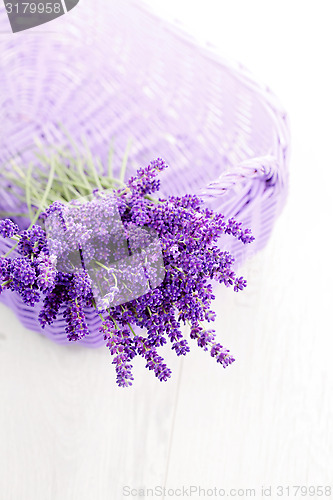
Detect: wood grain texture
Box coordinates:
(1, 191, 332, 499)
(0, 305, 181, 499)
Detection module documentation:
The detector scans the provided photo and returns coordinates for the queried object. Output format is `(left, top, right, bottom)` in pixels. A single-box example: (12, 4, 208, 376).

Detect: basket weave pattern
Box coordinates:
(0, 0, 290, 346)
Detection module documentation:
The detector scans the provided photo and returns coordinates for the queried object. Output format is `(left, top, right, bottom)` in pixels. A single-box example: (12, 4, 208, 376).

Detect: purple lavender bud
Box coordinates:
(40, 201, 66, 228)
(18, 225, 48, 257)
(210, 343, 236, 368)
(224, 218, 255, 244)
(1, 159, 254, 386)
(128, 158, 168, 195)
(39, 286, 66, 328)
(16, 285, 41, 307)
(35, 253, 57, 292)
(0, 257, 12, 281)
(71, 271, 93, 300)
(63, 298, 90, 341)
(234, 276, 247, 292)
(205, 310, 216, 322)
(171, 339, 190, 356)
(112, 354, 134, 388)
(11, 257, 36, 286)
(0, 219, 19, 238)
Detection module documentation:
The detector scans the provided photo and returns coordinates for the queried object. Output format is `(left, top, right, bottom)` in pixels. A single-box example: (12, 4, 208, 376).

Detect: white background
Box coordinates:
(1, 1, 333, 498)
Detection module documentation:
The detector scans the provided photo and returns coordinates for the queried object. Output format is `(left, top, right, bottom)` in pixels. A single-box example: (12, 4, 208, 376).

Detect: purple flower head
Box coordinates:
(0, 257, 12, 281)
(64, 297, 90, 341)
(171, 339, 190, 356)
(35, 252, 57, 292)
(0, 219, 19, 238)
(128, 158, 168, 196)
(234, 276, 247, 292)
(18, 225, 48, 257)
(0, 157, 254, 387)
(11, 257, 36, 287)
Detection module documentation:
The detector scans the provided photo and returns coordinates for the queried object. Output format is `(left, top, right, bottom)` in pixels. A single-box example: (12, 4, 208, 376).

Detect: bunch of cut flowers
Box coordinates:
(0, 138, 254, 387)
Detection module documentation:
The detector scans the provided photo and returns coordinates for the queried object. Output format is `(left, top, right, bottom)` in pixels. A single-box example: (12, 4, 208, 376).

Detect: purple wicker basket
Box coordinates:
(0, 0, 290, 346)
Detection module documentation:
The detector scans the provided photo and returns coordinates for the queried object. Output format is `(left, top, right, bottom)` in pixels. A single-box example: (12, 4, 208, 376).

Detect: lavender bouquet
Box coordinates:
(0, 142, 254, 387)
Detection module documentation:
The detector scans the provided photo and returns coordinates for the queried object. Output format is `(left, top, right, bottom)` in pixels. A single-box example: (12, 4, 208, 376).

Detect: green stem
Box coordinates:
(108, 138, 115, 179)
(119, 139, 132, 184)
(81, 136, 103, 191)
(0, 211, 29, 218)
(29, 155, 56, 228)
(25, 162, 34, 221)
(127, 323, 136, 336)
(1, 279, 12, 286)
(3, 244, 18, 258)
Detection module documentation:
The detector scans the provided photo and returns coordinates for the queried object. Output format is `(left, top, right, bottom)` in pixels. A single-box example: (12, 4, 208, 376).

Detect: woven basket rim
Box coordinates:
(0, 0, 290, 346)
